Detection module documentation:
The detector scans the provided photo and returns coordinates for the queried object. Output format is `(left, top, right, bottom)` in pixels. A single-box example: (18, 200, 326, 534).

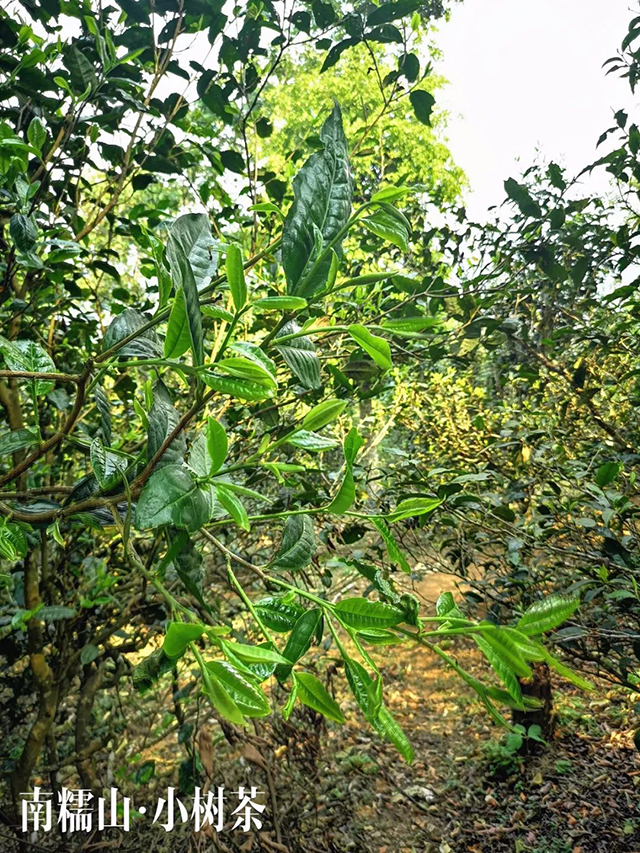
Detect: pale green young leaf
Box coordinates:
(293, 671, 345, 723)
(226, 243, 247, 310)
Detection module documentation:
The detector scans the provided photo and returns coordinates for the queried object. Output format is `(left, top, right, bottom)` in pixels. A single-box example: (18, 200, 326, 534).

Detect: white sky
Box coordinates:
(434, 0, 639, 218)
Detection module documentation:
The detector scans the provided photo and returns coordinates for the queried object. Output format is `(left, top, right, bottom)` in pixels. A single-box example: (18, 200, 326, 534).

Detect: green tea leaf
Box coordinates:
(357, 628, 404, 645)
(282, 104, 353, 297)
(275, 323, 322, 390)
(27, 117, 46, 153)
(0, 338, 56, 395)
(215, 484, 250, 531)
(287, 430, 339, 452)
(293, 671, 345, 723)
(541, 649, 594, 690)
(90, 437, 127, 490)
(481, 627, 532, 679)
(254, 296, 308, 311)
(348, 325, 392, 369)
(385, 496, 443, 523)
(516, 596, 580, 637)
(255, 597, 306, 633)
(10, 214, 38, 252)
(217, 356, 277, 390)
(167, 214, 209, 365)
(205, 661, 270, 716)
(200, 659, 246, 725)
(595, 461, 621, 488)
(202, 373, 275, 401)
(303, 399, 347, 431)
(0, 428, 38, 455)
(409, 89, 435, 125)
(327, 427, 363, 513)
(226, 243, 247, 310)
(207, 418, 228, 473)
(474, 635, 524, 708)
(361, 210, 409, 253)
(271, 515, 316, 570)
(135, 465, 210, 532)
(504, 177, 542, 218)
(0, 522, 28, 560)
(164, 290, 192, 359)
(222, 640, 290, 665)
(276, 608, 322, 680)
(334, 598, 404, 629)
(371, 517, 411, 573)
(163, 621, 206, 658)
(147, 381, 186, 469)
(103, 309, 161, 359)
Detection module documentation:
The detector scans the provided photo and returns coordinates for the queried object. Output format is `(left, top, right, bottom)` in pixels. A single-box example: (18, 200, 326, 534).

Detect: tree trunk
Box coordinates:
(512, 661, 555, 750)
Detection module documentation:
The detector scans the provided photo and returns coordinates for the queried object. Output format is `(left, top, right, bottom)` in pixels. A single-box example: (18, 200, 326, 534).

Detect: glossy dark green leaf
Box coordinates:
(0, 428, 39, 455)
(133, 648, 176, 693)
(0, 338, 55, 396)
(94, 385, 112, 446)
(255, 597, 306, 633)
(276, 608, 322, 680)
(595, 461, 621, 487)
(90, 437, 128, 490)
(147, 381, 187, 469)
(10, 214, 38, 252)
(166, 531, 208, 609)
(275, 323, 322, 390)
(102, 309, 162, 358)
(135, 465, 210, 532)
(65, 45, 96, 92)
(409, 90, 435, 126)
(205, 661, 270, 717)
(282, 104, 353, 296)
(271, 514, 316, 570)
(167, 215, 209, 365)
(362, 210, 409, 253)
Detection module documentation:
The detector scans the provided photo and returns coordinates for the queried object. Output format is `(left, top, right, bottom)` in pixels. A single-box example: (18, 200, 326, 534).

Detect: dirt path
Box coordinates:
(294, 568, 640, 853)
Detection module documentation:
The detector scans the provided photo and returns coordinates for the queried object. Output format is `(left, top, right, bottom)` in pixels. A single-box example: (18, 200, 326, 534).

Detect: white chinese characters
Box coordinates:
(21, 785, 264, 834)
